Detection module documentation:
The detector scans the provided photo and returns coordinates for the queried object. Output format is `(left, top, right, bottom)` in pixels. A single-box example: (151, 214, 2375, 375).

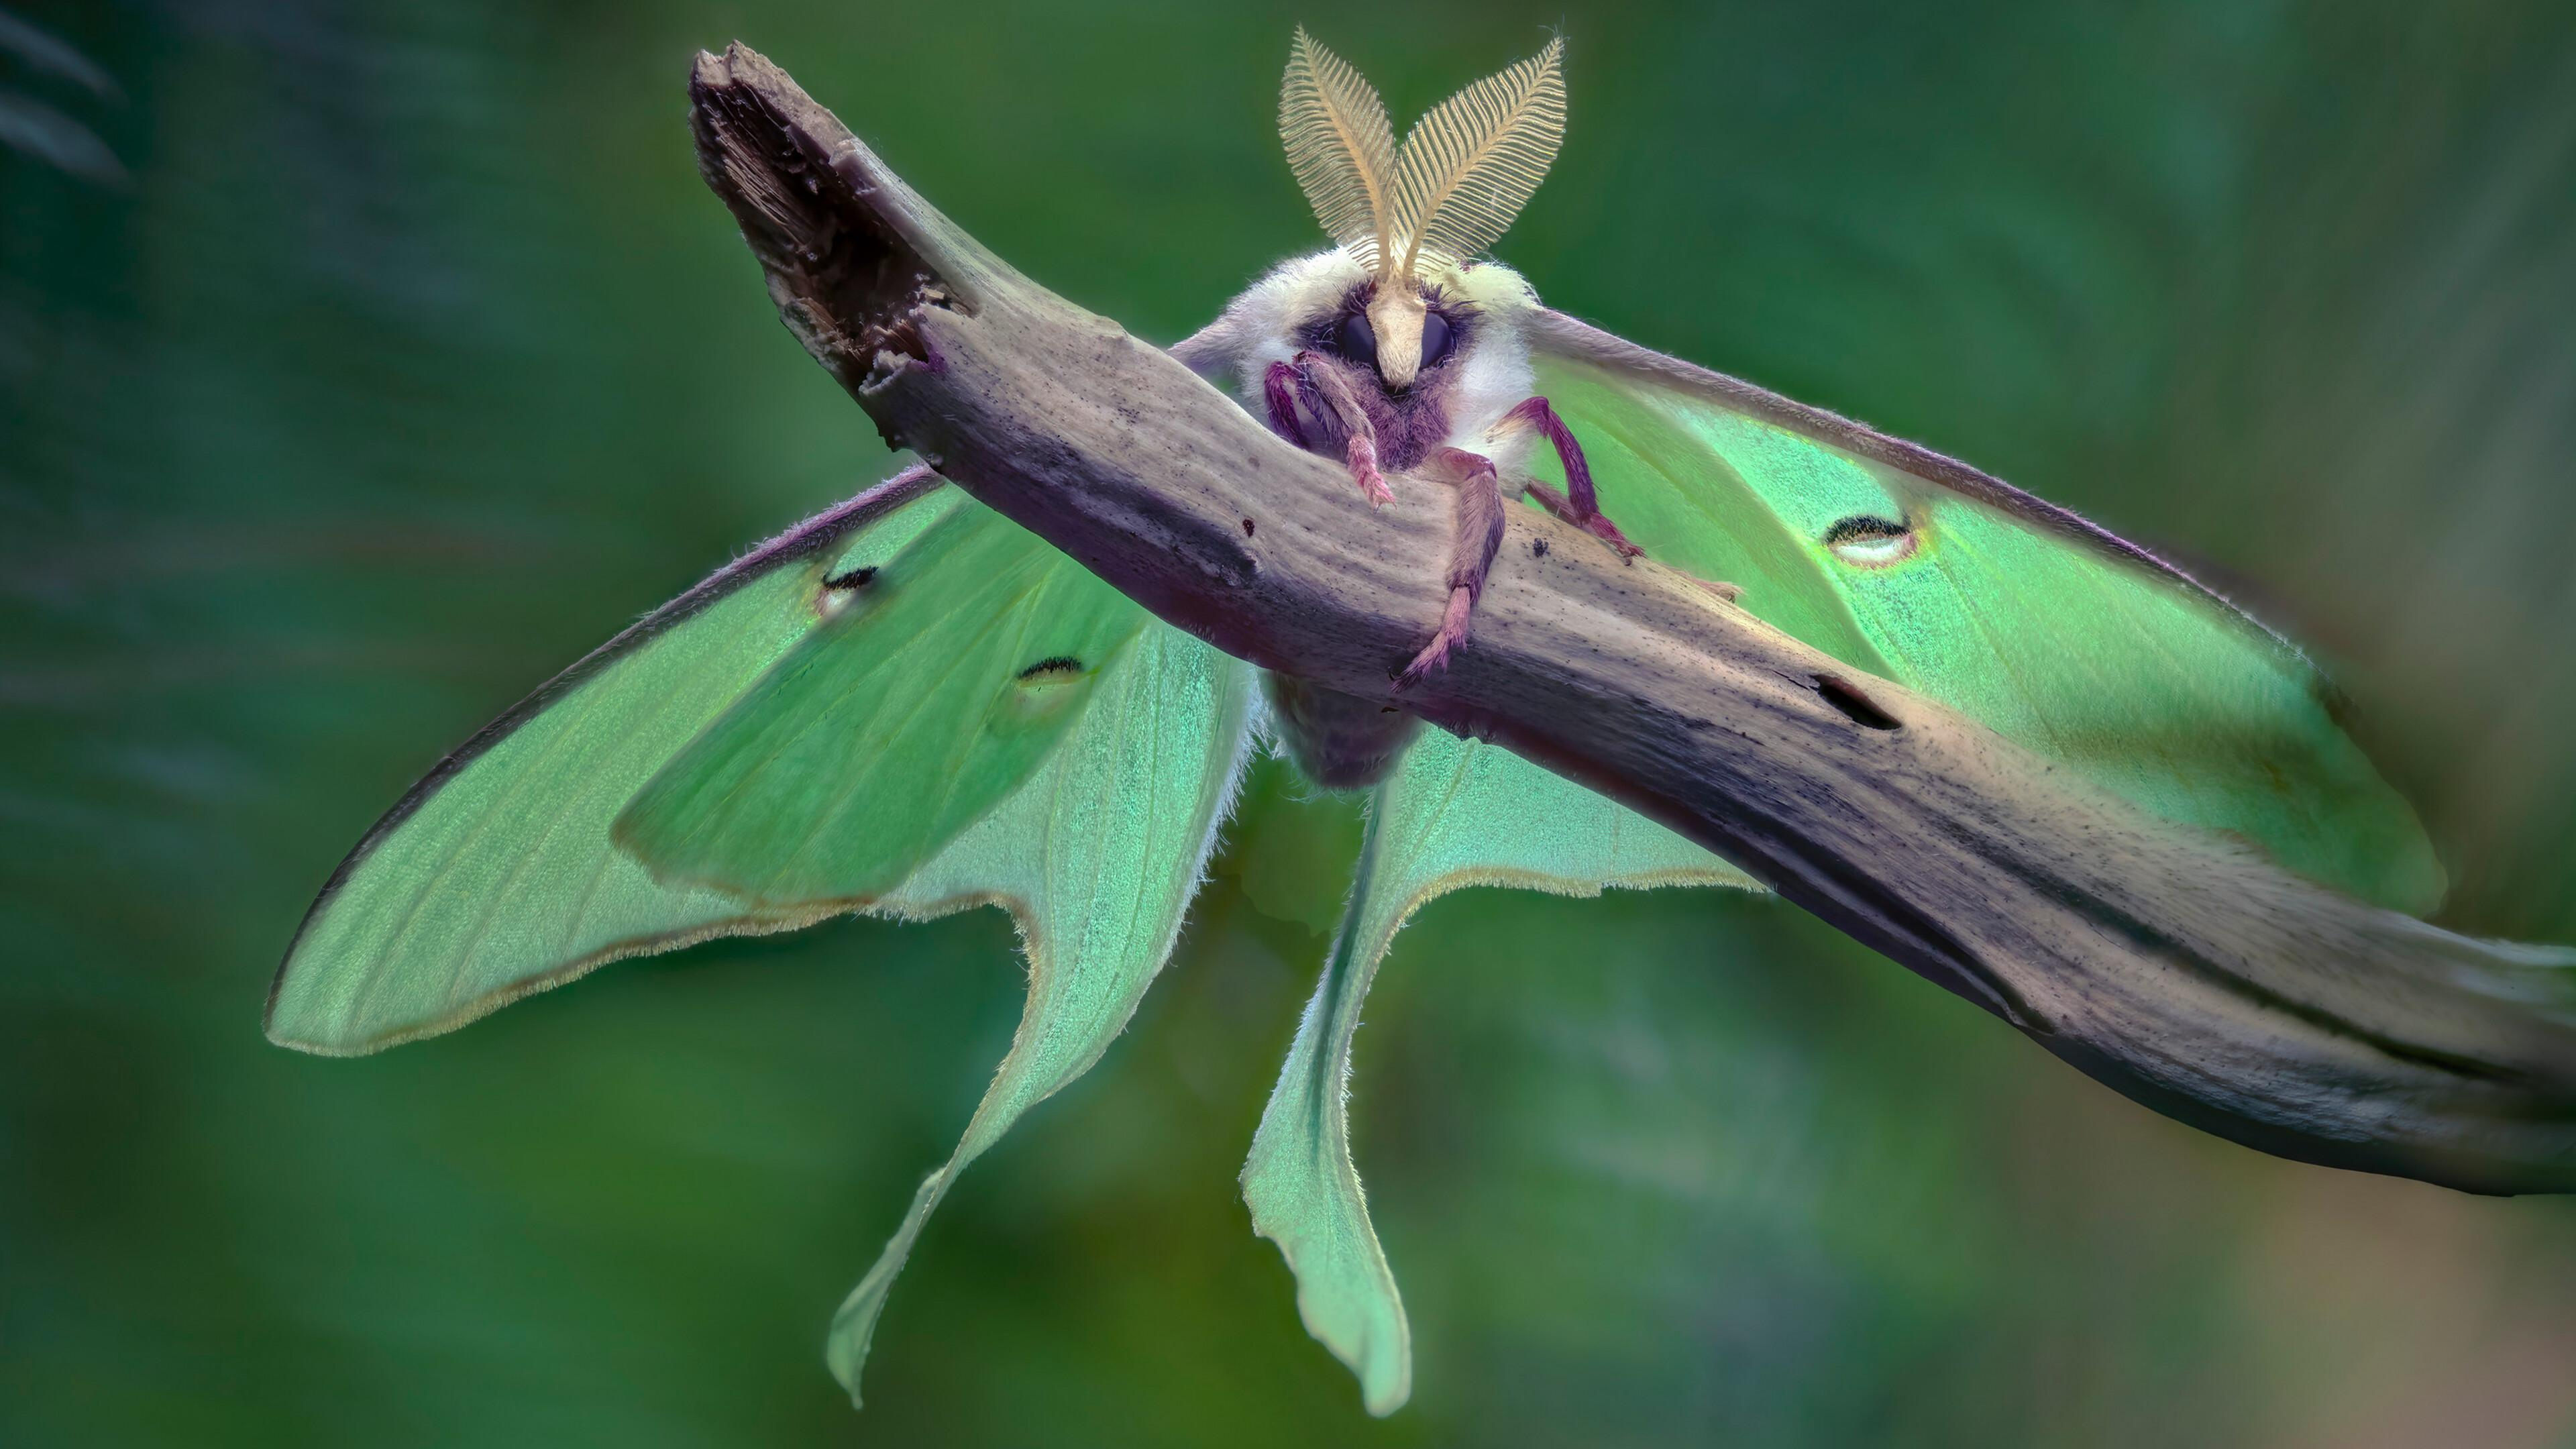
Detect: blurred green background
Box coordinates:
(7, 1, 2576, 1444)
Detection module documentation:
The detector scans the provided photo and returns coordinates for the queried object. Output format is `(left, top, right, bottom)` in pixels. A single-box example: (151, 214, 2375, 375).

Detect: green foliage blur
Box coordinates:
(7, 1, 2576, 1444)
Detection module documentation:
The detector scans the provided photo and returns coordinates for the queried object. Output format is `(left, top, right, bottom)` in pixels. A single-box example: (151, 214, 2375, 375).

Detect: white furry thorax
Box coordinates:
(1211, 248, 1548, 481)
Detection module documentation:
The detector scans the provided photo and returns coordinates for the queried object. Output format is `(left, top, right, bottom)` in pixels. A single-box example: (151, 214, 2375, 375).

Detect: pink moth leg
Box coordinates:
(1287, 353, 1393, 506)
(1263, 358, 1387, 504)
(1395, 446, 1508, 690)
(1260, 360, 1309, 450)
(1493, 396, 1642, 558)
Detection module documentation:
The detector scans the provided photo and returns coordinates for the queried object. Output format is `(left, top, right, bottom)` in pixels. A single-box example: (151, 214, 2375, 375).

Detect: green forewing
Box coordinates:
(1529, 360, 1889, 676)
(1242, 730, 1760, 1415)
(612, 504, 1148, 906)
(268, 483, 965, 1053)
(1528, 346, 2444, 913)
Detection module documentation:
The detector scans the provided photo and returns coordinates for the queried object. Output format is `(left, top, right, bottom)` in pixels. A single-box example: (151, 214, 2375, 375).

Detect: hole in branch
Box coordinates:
(1814, 673, 1902, 731)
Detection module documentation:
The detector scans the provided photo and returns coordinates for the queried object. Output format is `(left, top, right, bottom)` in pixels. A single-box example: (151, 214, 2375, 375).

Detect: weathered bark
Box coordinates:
(686, 44, 2576, 1193)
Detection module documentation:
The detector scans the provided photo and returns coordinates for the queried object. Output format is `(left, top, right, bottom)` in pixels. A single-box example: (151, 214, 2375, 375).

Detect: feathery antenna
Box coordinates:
(1279, 28, 1397, 274)
(1277, 32, 1568, 284)
(1391, 36, 1566, 276)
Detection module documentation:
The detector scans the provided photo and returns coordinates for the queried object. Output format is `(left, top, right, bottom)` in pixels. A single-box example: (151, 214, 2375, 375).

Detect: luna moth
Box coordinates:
(270, 30, 2510, 1418)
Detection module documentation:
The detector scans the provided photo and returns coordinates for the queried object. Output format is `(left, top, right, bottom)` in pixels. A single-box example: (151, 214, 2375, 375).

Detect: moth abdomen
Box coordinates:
(1263, 669, 1421, 790)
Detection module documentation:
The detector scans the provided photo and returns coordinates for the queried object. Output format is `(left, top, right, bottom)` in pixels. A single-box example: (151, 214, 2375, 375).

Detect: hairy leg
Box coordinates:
(1528, 478, 1746, 604)
(1263, 358, 1383, 502)
(1293, 352, 1393, 507)
(1344, 435, 1389, 507)
(1493, 396, 1641, 557)
(1522, 480, 1638, 558)
(1396, 446, 1507, 690)
(1261, 360, 1309, 449)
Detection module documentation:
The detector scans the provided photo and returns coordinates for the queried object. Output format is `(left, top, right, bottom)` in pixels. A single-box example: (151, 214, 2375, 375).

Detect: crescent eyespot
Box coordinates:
(816, 565, 878, 619)
(1823, 515, 1919, 568)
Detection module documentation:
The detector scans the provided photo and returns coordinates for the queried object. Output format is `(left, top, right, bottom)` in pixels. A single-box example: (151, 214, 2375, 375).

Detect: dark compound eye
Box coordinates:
(1419, 310, 1454, 368)
(1335, 311, 1378, 367)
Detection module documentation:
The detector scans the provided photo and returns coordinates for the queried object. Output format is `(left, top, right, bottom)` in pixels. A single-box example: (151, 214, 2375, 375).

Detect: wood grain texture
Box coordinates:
(686, 44, 2576, 1193)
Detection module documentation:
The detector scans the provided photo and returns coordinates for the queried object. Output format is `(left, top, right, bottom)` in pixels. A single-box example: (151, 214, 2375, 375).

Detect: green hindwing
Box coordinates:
(1242, 730, 1760, 1415)
(826, 620, 1255, 1403)
(269, 475, 1258, 1405)
(1527, 316, 2445, 914)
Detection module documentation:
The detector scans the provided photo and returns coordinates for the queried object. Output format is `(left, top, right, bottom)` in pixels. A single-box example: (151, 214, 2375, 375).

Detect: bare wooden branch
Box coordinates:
(686, 44, 2576, 1194)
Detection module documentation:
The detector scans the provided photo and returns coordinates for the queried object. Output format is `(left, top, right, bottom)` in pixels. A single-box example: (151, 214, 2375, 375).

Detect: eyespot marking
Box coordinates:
(816, 566, 878, 619)
(1016, 656, 1085, 681)
(1823, 515, 1918, 568)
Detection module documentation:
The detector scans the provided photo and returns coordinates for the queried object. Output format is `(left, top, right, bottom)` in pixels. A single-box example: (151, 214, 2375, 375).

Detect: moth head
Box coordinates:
(1278, 28, 1565, 391)
(1364, 285, 1430, 390)
(1331, 279, 1452, 393)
